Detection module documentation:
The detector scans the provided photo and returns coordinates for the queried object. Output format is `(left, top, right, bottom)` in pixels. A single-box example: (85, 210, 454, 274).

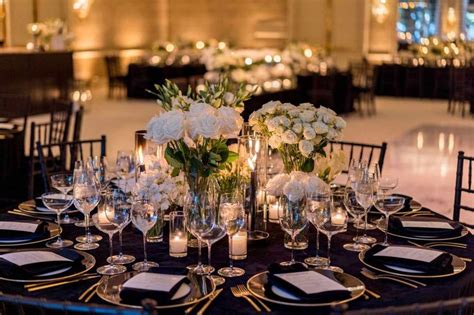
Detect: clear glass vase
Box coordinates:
(280, 195, 309, 250)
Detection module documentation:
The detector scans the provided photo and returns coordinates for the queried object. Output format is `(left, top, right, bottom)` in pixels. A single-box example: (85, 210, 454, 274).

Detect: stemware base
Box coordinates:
(107, 254, 136, 265)
(132, 261, 159, 272)
(58, 215, 78, 224)
(218, 267, 245, 277)
(208, 275, 225, 286)
(343, 242, 370, 252)
(279, 261, 308, 267)
(74, 242, 99, 250)
(186, 264, 214, 275)
(304, 256, 329, 267)
(354, 235, 377, 244)
(46, 239, 73, 248)
(354, 222, 377, 230)
(317, 265, 344, 273)
(76, 234, 103, 243)
(97, 264, 127, 275)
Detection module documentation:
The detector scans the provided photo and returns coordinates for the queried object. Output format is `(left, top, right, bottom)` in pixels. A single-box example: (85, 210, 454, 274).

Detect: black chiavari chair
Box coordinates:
(453, 151, 474, 228)
(105, 55, 127, 98)
(36, 136, 106, 195)
(0, 293, 157, 315)
(350, 59, 376, 116)
(328, 140, 388, 175)
(72, 105, 85, 142)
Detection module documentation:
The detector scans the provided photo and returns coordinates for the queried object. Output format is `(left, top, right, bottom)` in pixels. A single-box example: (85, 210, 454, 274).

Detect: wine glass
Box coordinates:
(87, 156, 112, 193)
(201, 224, 227, 285)
(185, 194, 215, 276)
(218, 193, 246, 277)
(42, 192, 73, 248)
(304, 191, 330, 267)
(131, 198, 159, 271)
(278, 194, 308, 266)
(50, 173, 77, 224)
(342, 187, 370, 252)
(354, 170, 377, 244)
(314, 192, 348, 272)
(374, 195, 405, 246)
(106, 215, 135, 265)
(73, 169, 101, 250)
(116, 150, 135, 193)
(346, 159, 364, 226)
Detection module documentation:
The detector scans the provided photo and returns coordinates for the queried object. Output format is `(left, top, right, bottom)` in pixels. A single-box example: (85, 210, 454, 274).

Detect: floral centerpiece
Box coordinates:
(145, 78, 252, 207)
(249, 101, 346, 174)
(313, 150, 346, 184)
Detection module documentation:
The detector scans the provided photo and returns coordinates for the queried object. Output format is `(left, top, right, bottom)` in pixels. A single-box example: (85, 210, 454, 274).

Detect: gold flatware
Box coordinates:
(408, 241, 471, 261)
(24, 273, 97, 288)
(231, 286, 261, 312)
(237, 284, 271, 312)
(196, 288, 223, 315)
(78, 278, 103, 301)
(8, 210, 53, 221)
(461, 257, 472, 262)
(27, 275, 100, 292)
(84, 287, 98, 303)
(362, 268, 426, 287)
(361, 270, 418, 288)
(364, 288, 381, 299)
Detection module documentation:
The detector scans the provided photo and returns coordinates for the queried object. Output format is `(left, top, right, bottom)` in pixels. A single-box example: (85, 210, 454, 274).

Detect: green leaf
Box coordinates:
(301, 158, 314, 173)
(226, 151, 239, 163)
(165, 147, 184, 169)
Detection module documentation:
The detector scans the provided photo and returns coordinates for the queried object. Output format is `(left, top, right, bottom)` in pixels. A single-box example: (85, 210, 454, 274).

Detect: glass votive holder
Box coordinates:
(230, 230, 247, 260)
(169, 211, 188, 258)
(267, 195, 281, 223)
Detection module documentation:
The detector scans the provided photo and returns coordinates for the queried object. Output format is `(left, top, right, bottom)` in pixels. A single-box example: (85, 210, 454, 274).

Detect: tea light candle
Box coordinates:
(98, 209, 110, 224)
(331, 212, 346, 226)
(169, 234, 187, 257)
(268, 201, 280, 223)
(230, 231, 247, 259)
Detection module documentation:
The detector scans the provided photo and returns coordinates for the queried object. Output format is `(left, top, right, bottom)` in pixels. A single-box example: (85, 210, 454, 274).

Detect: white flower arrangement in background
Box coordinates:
(266, 171, 328, 202)
(249, 100, 346, 173)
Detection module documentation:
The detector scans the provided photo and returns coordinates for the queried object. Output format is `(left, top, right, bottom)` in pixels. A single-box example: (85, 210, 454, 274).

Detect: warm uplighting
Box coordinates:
(416, 132, 424, 150)
(447, 7, 456, 25)
(438, 132, 445, 152)
(264, 55, 273, 63)
(372, 0, 388, 24)
(195, 41, 205, 49)
(273, 55, 281, 63)
(218, 41, 227, 49)
(303, 48, 313, 58)
(244, 57, 253, 66)
(73, 0, 94, 19)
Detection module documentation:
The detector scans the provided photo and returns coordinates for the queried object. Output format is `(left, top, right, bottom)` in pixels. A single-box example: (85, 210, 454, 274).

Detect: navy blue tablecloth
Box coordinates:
(0, 206, 472, 314)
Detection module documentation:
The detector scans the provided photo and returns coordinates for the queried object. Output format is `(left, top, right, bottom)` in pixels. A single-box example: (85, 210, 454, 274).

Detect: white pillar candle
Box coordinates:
(331, 212, 346, 226)
(230, 231, 247, 259)
(169, 233, 188, 257)
(268, 201, 280, 222)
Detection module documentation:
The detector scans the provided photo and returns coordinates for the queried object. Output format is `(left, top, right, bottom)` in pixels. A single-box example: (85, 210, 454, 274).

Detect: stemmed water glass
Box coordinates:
(87, 156, 112, 193)
(342, 187, 370, 252)
(107, 214, 136, 265)
(116, 150, 135, 193)
(201, 224, 227, 285)
(218, 193, 246, 277)
(73, 169, 101, 250)
(50, 174, 77, 224)
(354, 170, 377, 244)
(314, 192, 348, 273)
(305, 191, 330, 267)
(131, 198, 159, 271)
(278, 194, 308, 266)
(42, 192, 73, 248)
(374, 195, 405, 246)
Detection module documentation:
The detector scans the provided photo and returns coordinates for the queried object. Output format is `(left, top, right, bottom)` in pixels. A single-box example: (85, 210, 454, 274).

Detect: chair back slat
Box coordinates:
(453, 151, 474, 228)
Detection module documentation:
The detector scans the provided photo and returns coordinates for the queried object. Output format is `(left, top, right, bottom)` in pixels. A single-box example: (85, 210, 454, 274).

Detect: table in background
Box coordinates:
(0, 205, 472, 314)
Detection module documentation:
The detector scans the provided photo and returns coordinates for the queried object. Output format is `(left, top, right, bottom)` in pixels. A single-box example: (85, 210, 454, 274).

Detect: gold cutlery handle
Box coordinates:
(377, 276, 418, 288)
(196, 288, 223, 315)
(252, 296, 271, 312)
(241, 295, 262, 312)
(365, 288, 381, 299)
(27, 275, 100, 292)
(79, 281, 101, 301)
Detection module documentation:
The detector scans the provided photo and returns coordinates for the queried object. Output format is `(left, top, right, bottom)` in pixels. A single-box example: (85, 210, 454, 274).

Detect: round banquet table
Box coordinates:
(0, 204, 472, 314)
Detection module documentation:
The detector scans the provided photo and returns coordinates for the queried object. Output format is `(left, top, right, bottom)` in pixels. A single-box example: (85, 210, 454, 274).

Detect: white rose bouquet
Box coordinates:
(146, 78, 252, 193)
(249, 101, 346, 173)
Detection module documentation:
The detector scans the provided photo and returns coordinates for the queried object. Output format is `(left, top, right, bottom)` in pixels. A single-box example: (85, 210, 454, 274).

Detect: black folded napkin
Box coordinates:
(365, 244, 453, 275)
(389, 216, 464, 238)
(0, 220, 48, 242)
(266, 263, 351, 303)
(0, 249, 83, 278)
(120, 271, 188, 305)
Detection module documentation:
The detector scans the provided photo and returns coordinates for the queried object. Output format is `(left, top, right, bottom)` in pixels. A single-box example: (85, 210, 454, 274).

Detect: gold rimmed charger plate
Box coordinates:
(0, 221, 61, 247)
(369, 200, 422, 216)
(246, 271, 365, 307)
(376, 221, 469, 242)
(0, 248, 95, 283)
(97, 271, 215, 310)
(359, 246, 466, 279)
(19, 200, 79, 215)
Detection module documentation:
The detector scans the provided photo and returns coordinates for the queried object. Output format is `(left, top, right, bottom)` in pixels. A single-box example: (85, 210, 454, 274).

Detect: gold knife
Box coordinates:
(27, 275, 100, 292)
(196, 288, 223, 315)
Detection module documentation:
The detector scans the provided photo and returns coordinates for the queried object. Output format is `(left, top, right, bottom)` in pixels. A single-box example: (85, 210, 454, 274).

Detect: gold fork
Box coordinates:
(362, 268, 426, 287)
(361, 270, 418, 288)
(26, 275, 100, 292)
(230, 286, 261, 312)
(237, 284, 271, 312)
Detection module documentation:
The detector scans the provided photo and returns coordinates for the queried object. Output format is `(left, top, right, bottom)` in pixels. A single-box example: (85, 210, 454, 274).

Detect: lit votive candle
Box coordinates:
(331, 212, 346, 226)
(268, 201, 280, 223)
(230, 231, 247, 260)
(169, 233, 188, 258)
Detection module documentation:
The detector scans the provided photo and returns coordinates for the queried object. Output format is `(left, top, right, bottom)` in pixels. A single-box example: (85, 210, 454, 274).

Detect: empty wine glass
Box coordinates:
(342, 187, 370, 252)
(354, 170, 377, 244)
(73, 169, 101, 250)
(42, 192, 73, 248)
(374, 195, 405, 246)
(131, 198, 159, 271)
(218, 193, 246, 277)
(305, 191, 330, 267)
(50, 173, 77, 224)
(314, 192, 348, 273)
(87, 156, 112, 193)
(279, 194, 308, 266)
(106, 215, 135, 265)
(201, 223, 227, 285)
(116, 150, 135, 193)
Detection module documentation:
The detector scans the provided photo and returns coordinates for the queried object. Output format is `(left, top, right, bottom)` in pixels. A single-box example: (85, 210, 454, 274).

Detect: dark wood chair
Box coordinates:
(448, 66, 473, 117)
(27, 101, 74, 198)
(0, 292, 156, 315)
(328, 140, 388, 175)
(72, 105, 85, 142)
(105, 55, 127, 98)
(307, 73, 337, 112)
(350, 59, 376, 116)
(453, 151, 474, 228)
(36, 136, 106, 194)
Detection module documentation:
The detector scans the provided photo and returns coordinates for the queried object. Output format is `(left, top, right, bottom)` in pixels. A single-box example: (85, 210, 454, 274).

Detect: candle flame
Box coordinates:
(137, 146, 144, 165)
